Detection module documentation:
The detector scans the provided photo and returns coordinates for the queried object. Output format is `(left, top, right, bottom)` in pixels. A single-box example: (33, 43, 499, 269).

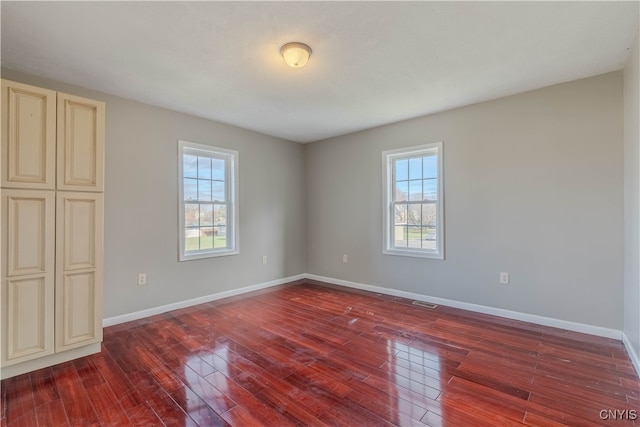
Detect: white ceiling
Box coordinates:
(2, 1, 638, 143)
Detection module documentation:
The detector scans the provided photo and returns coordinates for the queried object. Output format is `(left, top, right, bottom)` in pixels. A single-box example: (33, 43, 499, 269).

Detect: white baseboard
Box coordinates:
(103, 272, 622, 343)
(623, 333, 640, 377)
(305, 274, 622, 340)
(103, 274, 305, 327)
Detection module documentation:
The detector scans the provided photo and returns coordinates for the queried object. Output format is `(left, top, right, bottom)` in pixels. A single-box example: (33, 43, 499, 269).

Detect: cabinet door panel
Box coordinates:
(1, 80, 56, 189)
(57, 93, 105, 191)
(56, 192, 103, 351)
(2, 190, 55, 278)
(2, 275, 54, 365)
(57, 271, 100, 349)
(61, 196, 97, 270)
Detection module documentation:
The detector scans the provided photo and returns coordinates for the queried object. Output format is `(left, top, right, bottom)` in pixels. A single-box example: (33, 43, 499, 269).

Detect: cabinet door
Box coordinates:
(57, 93, 105, 192)
(56, 192, 103, 351)
(1, 80, 56, 190)
(1, 189, 55, 366)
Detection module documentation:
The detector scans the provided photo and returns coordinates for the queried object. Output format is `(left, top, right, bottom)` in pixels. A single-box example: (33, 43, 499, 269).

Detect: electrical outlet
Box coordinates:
(262, 255, 267, 265)
(343, 254, 348, 263)
(138, 273, 147, 286)
(500, 272, 510, 285)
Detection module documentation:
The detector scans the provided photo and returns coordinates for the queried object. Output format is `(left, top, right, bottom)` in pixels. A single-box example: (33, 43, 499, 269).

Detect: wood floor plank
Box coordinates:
(84, 382, 134, 427)
(522, 411, 572, 427)
(34, 400, 69, 427)
(166, 383, 230, 427)
(220, 405, 268, 427)
(52, 362, 100, 426)
(29, 368, 59, 408)
(2, 376, 34, 425)
(254, 385, 330, 426)
(2, 280, 639, 426)
(437, 393, 527, 426)
(125, 403, 165, 426)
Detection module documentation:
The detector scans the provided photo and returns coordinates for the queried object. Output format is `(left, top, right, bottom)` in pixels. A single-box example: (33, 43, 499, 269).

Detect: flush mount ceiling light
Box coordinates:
(280, 42, 312, 68)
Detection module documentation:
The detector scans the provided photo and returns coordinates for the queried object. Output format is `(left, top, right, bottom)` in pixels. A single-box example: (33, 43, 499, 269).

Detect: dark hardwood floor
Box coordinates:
(2, 279, 639, 426)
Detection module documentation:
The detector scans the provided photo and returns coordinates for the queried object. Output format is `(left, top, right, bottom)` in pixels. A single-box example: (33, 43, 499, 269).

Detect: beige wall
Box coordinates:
(1, 69, 308, 318)
(624, 29, 640, 356)
(307, 72, 624, 329)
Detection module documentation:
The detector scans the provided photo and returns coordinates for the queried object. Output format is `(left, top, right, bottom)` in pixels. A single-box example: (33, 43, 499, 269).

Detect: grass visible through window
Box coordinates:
(185, 236, 227, 251)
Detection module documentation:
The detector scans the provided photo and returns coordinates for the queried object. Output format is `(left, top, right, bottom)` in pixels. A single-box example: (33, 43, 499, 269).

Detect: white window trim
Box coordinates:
(382, 142, 444, 260)
(178, 140, 239, 261)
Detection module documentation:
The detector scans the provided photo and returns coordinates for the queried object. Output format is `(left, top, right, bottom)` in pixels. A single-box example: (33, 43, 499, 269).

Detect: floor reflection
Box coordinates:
(384, 340, 443, 425)
(183, 343, 237, 425)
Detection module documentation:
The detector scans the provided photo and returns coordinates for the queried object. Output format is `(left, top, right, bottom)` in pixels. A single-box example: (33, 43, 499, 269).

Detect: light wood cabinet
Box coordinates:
(1, 79, 104, 377)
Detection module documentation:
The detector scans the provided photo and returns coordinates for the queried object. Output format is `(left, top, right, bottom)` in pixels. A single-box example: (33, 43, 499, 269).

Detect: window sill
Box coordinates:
(383, 248, 444, 260)
(179, 249, 239, 262)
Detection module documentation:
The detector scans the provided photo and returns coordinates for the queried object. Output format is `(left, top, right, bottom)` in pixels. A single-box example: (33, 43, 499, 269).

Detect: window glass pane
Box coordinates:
(423, 155, 437, 179)
(185, 203, 199, 227)
(395, 181, 408, 202)
(183, 155, 198, 178)
(394, 203, 407, 225)
(212, 181, 225, 201)
(198, 179, 212, 201)
(395, 225, 408, 248)
(185, 228, 199, 252)
(212, 158, 225, 180)
(423, 179, 437, 201)
(408, 204, 422, 225)
(184, 178, 198, 201)
(214, 204, 227, 225)
(409, 180, 422, 201)
(198, 156, 212, 180)
(422, 203, 437, 229)
(395, 159, 408, 181)
(200, 228, 214, 249)
(407, 226, 421, 248)
(200, 204, 213, 226)
(213, 226, 227, 248)
(423, 226, 436, 250)
(423, 227, 436, 241)
(409, 157, 422, 180)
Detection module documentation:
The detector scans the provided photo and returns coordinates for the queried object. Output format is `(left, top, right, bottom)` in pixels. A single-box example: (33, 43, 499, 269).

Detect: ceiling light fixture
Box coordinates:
(280, 42, 312, 68)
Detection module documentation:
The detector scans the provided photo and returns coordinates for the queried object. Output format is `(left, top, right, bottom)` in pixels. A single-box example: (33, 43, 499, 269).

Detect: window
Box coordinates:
(383, 142, 444, 259)
(178, 140, 238, 261)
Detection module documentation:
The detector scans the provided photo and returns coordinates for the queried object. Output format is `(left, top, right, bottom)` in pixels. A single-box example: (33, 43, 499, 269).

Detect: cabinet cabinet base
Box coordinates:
(0, 342, 101, 379)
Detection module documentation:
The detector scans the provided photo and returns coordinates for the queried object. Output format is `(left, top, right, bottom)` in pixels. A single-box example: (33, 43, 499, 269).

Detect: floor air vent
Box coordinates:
(412, 300, 438, 309)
